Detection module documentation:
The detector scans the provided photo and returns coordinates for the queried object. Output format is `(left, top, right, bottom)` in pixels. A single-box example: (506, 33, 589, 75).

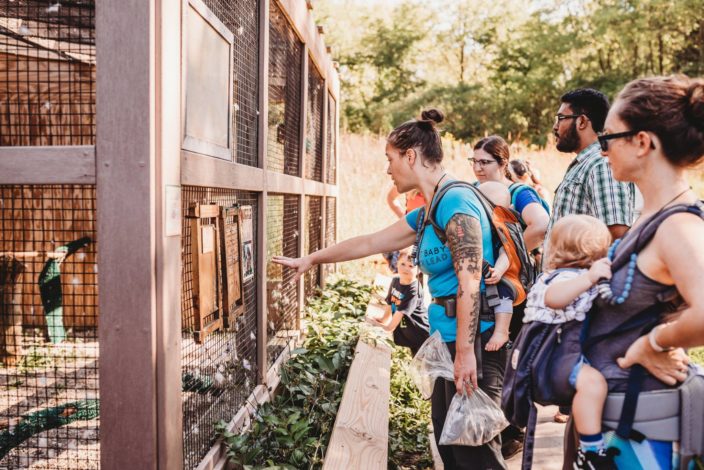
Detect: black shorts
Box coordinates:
(392, 317, 429, 356)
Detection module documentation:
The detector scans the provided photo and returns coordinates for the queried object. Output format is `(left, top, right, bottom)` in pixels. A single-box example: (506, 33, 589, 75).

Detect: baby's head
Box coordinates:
(546, 214, 611, 270)
(479, 181, 511, 208)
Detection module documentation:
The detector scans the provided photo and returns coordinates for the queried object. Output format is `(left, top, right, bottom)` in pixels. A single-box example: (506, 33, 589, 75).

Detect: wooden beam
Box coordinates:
(0, 146, 95, 184)
(304, 179, 327, 196)
(323, 339, 392, 470)
(96, 0, 158, 468)
(181, 150, 265, 190)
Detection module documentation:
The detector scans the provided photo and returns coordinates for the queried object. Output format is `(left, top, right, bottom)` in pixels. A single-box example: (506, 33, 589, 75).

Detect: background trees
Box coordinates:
(315, 0, 704, 145)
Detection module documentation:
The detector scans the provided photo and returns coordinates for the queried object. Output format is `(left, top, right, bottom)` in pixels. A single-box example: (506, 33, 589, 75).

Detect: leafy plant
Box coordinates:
(388, 347, 434, 470)
(218, 278, 372, 469)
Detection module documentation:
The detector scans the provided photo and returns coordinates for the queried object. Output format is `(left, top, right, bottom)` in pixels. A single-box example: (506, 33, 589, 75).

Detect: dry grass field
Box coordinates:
(337, 132, 704, 282)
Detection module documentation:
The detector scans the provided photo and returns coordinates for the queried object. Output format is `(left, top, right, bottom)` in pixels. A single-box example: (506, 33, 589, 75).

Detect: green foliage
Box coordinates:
(218, 278, 372, 470)
(316, 0, 704, 144)
(691, 347, 704, 366)
(388, 347, 434, 470)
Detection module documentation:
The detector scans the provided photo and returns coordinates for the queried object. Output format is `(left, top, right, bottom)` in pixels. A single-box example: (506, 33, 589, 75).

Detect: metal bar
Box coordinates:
(0, 146, 95, 184)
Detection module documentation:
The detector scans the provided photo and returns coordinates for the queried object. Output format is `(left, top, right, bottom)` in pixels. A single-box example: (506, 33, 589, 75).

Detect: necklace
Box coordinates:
(598, 186, 692, 305)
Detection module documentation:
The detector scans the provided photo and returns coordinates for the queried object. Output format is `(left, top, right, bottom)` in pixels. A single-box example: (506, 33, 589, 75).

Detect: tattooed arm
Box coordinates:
(446, 213, 483, 394)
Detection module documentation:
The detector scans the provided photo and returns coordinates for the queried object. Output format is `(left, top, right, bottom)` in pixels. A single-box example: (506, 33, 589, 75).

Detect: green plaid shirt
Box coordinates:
(546, 142, 635, 249)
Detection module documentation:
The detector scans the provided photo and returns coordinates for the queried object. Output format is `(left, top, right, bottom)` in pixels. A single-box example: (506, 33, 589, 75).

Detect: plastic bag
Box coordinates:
(439, 388, 509, 446)
(409, 331, 454, 399)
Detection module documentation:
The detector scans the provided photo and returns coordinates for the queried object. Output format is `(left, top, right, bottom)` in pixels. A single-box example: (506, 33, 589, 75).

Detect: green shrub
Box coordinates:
(218, 278, 371, 469)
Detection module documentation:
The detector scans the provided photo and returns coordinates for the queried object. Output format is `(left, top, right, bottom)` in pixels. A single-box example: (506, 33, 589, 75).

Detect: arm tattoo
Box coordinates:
(446, 213, 483, 344)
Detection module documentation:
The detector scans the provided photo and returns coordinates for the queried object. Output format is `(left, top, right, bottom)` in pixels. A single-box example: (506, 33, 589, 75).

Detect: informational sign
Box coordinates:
(219, 206, 243, 325)
(239, 205, 254, 282)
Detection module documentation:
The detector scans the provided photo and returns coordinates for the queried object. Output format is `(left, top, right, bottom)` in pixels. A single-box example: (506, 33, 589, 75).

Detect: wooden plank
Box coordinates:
(181, 149, 265, 190)
(323, 339, 392, 470)
(0, 146, 95, 184)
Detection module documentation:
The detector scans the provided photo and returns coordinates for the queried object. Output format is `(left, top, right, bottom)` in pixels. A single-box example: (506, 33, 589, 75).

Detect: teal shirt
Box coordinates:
(405, 184, 495, 342)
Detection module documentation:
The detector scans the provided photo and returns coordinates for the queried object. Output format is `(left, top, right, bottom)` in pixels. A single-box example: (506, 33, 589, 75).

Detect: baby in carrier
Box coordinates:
(524, 214, 618, 469)
(477, 182, 523, 351)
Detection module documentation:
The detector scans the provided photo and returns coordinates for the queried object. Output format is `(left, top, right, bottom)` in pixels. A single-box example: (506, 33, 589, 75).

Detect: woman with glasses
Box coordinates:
(562, 75, 704, 469)
(274, 108, 508, 469)
(470, 136, 550, 252)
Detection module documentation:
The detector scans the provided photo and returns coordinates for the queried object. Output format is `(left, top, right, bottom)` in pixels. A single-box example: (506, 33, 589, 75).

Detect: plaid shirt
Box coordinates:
(545, 142, 635, 251)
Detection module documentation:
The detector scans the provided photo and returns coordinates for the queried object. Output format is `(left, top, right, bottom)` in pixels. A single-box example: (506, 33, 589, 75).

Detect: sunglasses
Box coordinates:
(468, 157, 497, 167)
(597, 130, 654, 152)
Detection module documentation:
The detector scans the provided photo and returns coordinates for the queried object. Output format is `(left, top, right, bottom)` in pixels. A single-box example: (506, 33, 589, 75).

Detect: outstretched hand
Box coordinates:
(617, 335, 690, 385)
(272, 255, 313, 282)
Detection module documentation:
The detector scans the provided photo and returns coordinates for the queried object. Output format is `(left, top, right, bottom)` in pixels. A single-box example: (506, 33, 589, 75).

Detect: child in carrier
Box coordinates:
(368, 250, 430, 356)
(478, 181, 523, 351)
(523, 214, 618, 469)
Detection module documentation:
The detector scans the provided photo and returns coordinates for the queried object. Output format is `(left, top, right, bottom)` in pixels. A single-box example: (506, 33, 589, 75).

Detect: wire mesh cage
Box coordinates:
(0, 184, 99, 469)
(323, 196, 336, 278)
(181, 186, 259, 470)
(265, 194, 299, 367)
(304, 58, 324, 182)
(267, 1, 302, 176)
(0, 0, 96, 147)
(303, 196, 322, 299)
(325, 93, 336, 184)
(201, 0, 259, 167)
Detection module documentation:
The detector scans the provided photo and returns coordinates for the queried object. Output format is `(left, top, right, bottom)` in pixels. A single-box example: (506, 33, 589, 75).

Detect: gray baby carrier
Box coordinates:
(588, 202, 704, 469)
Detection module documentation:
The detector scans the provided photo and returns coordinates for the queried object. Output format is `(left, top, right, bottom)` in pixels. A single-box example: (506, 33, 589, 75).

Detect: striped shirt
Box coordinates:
(545, 142, 635, 253)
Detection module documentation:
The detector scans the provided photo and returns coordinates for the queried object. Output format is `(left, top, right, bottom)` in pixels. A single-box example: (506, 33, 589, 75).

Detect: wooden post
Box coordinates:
(257, 0, 270, 383)
(0, 257, 25, 366)
(96, 0, 158, 468)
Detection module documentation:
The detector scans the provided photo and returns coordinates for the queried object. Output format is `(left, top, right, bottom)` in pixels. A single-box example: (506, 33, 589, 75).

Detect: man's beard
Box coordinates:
(556, 121, 580, 153)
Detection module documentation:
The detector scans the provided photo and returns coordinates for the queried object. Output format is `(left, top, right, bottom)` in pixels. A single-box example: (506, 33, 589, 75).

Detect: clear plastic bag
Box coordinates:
(439, 388, 509, 446)
(409, 331, 454, 399)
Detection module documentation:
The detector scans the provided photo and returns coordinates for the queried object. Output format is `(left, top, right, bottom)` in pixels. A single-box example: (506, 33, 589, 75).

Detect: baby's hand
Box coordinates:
(588, 257, 612, 284)
(484, 267, 501, 285)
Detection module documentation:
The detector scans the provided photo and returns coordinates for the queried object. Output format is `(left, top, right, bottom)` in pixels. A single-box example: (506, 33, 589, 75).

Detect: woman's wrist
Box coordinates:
(648, 324, 674, 353)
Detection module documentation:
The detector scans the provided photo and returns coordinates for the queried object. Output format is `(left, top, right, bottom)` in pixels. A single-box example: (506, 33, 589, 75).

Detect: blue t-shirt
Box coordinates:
(405, 184, 495, 342)
(510, 183, 550, 216)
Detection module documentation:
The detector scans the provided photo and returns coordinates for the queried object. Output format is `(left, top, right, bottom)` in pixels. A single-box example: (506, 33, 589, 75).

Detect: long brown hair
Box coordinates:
(387, 108, 444, 165)
(474, 135, 512, 179)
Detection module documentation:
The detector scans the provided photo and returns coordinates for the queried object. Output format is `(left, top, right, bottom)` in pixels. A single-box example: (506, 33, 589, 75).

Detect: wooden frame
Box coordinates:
(218, 206, 244, 328)
(187, 203, 224, 343)
(181, 0, 235, 161)
(0, 146, 95, 184)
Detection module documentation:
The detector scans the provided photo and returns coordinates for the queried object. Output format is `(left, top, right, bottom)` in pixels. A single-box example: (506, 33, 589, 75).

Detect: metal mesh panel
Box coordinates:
(325, 93, 336, 184)
(267, 2, 302, 176)
(0, 1, 96, 146)
(304, 58, 324, 182)
(323, 196, 336, 279)
(0, 185, 99, 469)
(303, 196, 322, 299)
(181, 186, 259, 470)
(265, 194, 299, 367)
(201, 0, 259, 167)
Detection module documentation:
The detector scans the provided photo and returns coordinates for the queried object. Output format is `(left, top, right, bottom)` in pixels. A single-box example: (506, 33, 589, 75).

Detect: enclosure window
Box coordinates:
(181, 186, 259, 470)
(305, 57, 324, 182)
(201, 0, 260, 167)
(265, 194, 299, 367)
(326, 93, 337, 184)
(0, 1, 96, 147)
(0, 185, 99, 469)
(267, 1, 303, 176)
(304, 196, 322, 298)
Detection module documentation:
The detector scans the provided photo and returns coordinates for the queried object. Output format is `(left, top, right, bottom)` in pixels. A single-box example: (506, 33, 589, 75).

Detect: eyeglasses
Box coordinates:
(468, 157, 497, 167)
(597, 130, 641, 152)
(554, 113, 582, 124)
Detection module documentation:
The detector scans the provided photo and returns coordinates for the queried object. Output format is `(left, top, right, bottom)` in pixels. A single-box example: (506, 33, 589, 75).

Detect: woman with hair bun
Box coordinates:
(275, 108, 508, 468)
(562, 75, 704, 469)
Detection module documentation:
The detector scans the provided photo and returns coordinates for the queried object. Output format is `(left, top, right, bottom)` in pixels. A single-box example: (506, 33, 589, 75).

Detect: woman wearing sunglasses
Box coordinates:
(274, 108, 508, 469)
(562, 75, 704, 469)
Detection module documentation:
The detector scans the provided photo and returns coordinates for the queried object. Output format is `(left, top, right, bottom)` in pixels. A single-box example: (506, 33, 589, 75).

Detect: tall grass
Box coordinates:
(337, 132, 704, 279)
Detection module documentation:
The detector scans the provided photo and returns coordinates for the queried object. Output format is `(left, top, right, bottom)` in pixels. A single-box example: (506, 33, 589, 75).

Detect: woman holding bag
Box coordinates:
(274, 108, 507, 469)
